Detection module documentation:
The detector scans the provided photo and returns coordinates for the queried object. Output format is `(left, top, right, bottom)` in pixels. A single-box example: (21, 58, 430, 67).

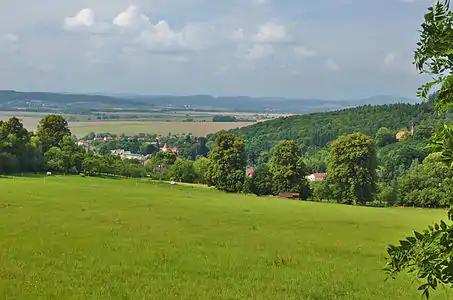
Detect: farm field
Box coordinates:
(0, 176, 451, 299)
(68, 121, 253, 137)
(0, 113, 254, 136)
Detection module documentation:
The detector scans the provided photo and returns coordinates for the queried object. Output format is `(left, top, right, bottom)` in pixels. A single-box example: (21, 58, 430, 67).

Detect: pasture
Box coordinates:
(0, 176, 451, 299)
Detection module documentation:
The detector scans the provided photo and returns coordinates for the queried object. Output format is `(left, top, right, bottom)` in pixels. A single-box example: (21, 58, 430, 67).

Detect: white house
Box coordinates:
(306, 173, 326, 182)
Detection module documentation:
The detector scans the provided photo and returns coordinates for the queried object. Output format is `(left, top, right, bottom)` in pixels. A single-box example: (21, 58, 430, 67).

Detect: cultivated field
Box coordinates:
(0, 176, 451, 299)
(68, 121, 253, 137)
(0, 113, 253, 137)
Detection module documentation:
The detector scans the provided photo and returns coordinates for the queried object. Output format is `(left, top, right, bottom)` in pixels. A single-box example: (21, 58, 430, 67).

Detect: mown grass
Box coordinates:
(0, 176, 451, 299)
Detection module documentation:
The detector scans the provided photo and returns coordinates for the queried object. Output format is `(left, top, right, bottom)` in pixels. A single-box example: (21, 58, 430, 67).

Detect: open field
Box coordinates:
(0, 176, 451, 299)
(68, 121, 253, 137)
(0, 112, 254, 136)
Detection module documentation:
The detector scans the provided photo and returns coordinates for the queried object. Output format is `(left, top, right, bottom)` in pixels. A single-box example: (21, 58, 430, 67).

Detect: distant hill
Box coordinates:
(212, 101, 449, 164)
(0, 90, 418, 114)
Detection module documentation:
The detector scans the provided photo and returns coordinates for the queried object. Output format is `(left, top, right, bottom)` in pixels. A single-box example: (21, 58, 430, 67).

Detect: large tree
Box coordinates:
(327, 132, 377, 204)
(385, 1, 453, 298)
(248, 164, 273, 196)
(206, 132, 247, 192)
(397, 153, 453, 208)
(170, 159, 197, 183)
(36, 115, 71, 152)
(268, 140, 310, 198)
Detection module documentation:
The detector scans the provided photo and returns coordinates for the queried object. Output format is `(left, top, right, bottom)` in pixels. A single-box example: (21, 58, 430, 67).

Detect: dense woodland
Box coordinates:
(217, 98, 445, 164)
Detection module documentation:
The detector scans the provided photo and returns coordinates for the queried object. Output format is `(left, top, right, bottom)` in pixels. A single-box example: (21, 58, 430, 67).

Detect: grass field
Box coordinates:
(0, 176, 451, 299)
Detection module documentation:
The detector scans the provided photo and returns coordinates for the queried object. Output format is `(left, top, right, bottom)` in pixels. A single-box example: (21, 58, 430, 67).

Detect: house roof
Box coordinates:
(396, 131, 408, 140)
(311, 173, 326, 179)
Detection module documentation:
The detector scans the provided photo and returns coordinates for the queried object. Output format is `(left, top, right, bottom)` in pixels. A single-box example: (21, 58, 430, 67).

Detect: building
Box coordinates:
(306, 173, 326, 182)
(246, 167, 255, 177)
(396, 131, 410, 141)
(161, 143, 179, 153)
(111, 149, 145, 161)
(77, 140, 89, 146)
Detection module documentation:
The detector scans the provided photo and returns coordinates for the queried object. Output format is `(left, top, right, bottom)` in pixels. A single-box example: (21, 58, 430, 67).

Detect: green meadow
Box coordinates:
(0, 176, 451, 299)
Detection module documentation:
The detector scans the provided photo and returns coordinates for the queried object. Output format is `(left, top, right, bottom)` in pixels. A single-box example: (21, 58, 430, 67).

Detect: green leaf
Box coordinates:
(415, 231, 424, 241)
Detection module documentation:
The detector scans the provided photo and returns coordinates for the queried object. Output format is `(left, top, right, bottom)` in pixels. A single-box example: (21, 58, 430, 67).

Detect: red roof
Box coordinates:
(163, 143, 170, 150)
(171, 147, 179, 153)
(396, 131, 408, 141)
(312, 173, 326, 179)
(246, 167, 255, 177)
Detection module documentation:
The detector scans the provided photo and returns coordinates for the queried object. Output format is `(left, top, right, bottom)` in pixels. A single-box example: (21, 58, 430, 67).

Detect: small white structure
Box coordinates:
(306, 173, 326, 182)
(46, 172, 52, 176)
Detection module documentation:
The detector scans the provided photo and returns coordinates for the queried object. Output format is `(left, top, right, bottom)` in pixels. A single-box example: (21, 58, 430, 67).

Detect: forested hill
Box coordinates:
(213, 102, 450, 164)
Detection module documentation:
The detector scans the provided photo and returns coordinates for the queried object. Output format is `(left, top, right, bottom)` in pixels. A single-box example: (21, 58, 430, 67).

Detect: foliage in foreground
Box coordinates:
(385, 0, 453, 298)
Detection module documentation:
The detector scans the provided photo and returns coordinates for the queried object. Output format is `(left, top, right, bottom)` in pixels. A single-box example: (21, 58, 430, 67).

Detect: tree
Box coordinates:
(170, 159, 197, 183)
(385, 1, 453, 298)
(248, 164, 273, 196)
(397, 152, 453, 208)
(44, 147, 66, 173)
(310, 180, 332, 202)
(193, 157, 210, 184)
(375, 127, 397, 147)
(327, 132, 377, 204)
(268, 140, 310, 199)
(141, 143, 158, 155)
(36, 115, 71, 152)
(148, 151, 177, 167)
(206, 132, 247, 192)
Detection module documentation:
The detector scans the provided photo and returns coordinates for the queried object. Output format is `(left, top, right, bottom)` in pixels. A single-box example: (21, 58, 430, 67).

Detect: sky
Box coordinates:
(0, 0, 438, 99)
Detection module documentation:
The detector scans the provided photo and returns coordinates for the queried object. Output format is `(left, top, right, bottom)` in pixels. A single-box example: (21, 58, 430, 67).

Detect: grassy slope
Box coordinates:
(0, 176, 451, 299)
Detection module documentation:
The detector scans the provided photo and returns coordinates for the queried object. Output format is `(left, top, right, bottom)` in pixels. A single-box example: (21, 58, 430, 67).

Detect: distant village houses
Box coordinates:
(111, 149, 145, 161)
(161, 143, 179, 153)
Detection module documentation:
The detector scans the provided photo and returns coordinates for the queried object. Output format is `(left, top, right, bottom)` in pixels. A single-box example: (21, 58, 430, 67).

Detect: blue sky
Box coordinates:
(0, 0, 436, 99)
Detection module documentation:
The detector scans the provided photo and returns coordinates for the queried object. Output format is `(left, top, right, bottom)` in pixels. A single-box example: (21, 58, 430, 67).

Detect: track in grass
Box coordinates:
(0, 176, 451, 299)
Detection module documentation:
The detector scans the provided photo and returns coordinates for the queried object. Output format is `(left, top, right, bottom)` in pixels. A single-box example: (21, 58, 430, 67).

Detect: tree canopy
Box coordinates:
(206, 132, 247, 193)
(327, 132, 377, 204)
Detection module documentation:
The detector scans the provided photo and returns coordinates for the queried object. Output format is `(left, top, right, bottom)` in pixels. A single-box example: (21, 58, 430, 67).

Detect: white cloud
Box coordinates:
(252, 22, 292, 44)
(245, 44, 274, 60)
(64, 8, 95, 29)
(113, 5, 150, 29)
(137, 21, 212, 52)
(294, 46, 318, 58)
(325, 58, 340, 71)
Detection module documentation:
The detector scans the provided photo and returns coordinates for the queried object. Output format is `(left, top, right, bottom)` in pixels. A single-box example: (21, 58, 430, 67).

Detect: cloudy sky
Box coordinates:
(0, 0, 436, 99)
